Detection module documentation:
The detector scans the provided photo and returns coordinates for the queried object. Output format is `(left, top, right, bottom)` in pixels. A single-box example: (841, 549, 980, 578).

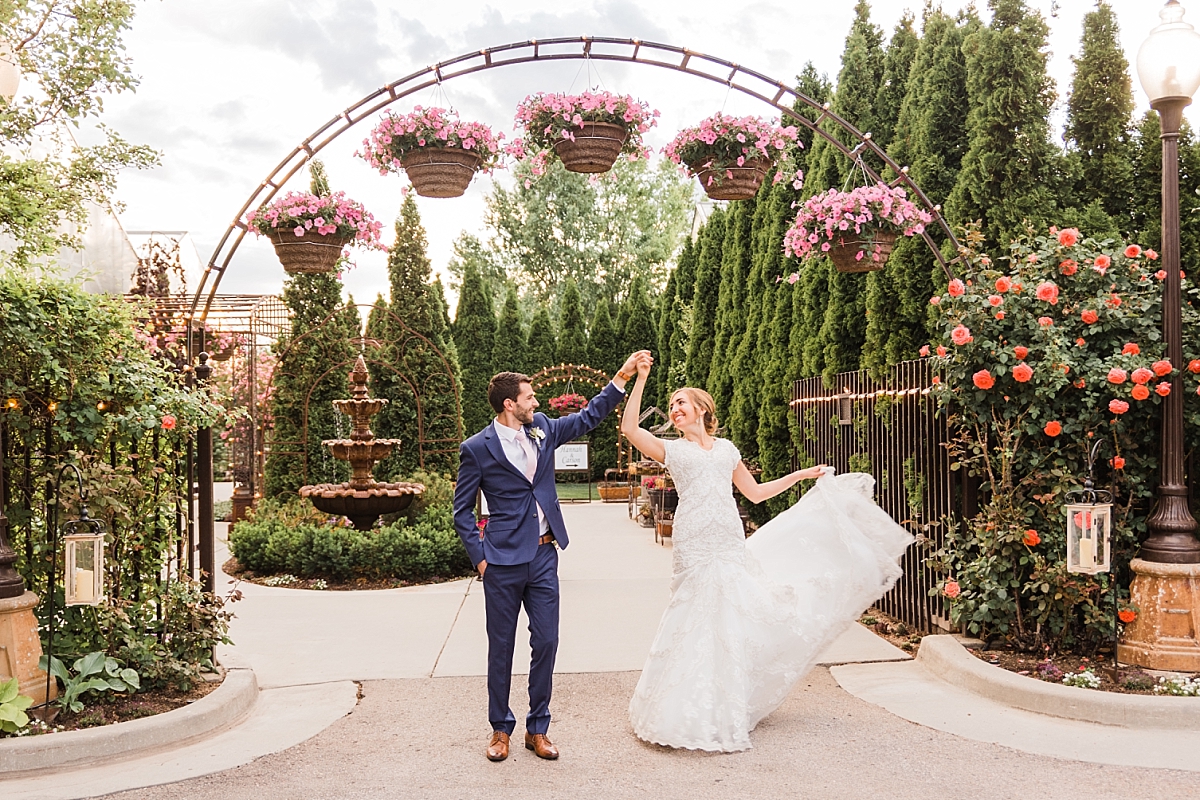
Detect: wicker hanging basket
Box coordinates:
(692, 157, 770, 201)
(552, 121, 629, 174)
(269, 229, 351, 274)
(400, 147, 484, 198)
(829, 230, 899, 273)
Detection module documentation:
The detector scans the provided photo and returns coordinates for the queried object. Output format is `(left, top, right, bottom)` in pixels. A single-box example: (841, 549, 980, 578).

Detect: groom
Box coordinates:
(454, 351, 649, 762)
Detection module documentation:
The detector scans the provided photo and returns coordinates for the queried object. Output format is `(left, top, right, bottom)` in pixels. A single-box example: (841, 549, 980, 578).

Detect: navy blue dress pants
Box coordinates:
(482, 542, 559, 735)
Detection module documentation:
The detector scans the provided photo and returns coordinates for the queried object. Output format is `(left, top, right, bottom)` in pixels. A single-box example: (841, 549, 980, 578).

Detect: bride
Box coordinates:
(620, 356, 913, 752)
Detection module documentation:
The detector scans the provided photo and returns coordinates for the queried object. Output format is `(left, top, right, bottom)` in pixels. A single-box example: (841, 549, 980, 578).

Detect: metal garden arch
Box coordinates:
(188, 35, 961, 327)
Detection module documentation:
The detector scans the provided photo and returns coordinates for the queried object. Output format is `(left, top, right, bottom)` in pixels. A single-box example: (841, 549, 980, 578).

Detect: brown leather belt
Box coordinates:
(538, 534, 556, 546)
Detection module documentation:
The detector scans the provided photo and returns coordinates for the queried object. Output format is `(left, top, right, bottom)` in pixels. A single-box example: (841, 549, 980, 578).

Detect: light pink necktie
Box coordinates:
(518, 432, 538, 481)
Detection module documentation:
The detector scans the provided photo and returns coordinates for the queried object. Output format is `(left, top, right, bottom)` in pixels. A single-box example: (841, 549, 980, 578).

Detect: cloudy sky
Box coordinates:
(93, 0, 1190, 308)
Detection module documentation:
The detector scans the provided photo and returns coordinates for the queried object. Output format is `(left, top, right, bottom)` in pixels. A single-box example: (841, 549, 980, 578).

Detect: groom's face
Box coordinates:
(507, 382, 538, 424)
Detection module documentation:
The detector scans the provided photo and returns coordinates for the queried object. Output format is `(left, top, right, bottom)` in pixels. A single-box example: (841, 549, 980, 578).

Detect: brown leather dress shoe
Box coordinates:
(487, 731, 510, 761)
(524, 732, 559, 760)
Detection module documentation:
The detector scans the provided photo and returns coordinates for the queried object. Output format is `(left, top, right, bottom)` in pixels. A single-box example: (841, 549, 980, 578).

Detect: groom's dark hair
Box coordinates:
(488, 371, 531, 414)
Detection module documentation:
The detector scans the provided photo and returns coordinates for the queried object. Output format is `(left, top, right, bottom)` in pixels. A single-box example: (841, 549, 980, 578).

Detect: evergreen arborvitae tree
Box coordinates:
(524, 307, 557, 375)
(621, 275, 659, 408)
(872, 13, 920, 154)
(665, 236, 698, 400)
(1130, 113, 1200, 278)
(265, 272, 357, 496)
(708, 199, 754, 418)
(656, 263, 680, 409)
(556, 279, 589, 366)
(493, 284, 526, 373)
(685, 207, 726, 388)
(728, 189, 776, 463)
(864, 8, 975, 368)
(452, 261, 496, 436)
(587, 300, 621, 376)
(947, 0, 1059, 249)
(1065, 1, 1134, 230)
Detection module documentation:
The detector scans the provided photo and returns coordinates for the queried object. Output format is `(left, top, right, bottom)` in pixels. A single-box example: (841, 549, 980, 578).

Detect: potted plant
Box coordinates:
(783, 183, 933, 273)
(664, 113, 799, 201)
(548, 392, 588, 415)
(245, 190, 384, 274)
(508, 90, 658, 175)
(358, 107, 504, 198)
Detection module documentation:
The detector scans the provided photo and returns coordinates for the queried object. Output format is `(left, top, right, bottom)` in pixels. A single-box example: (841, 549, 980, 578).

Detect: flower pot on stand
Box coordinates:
(691, 157, 769, 201)
(553, 122, 629, 174)
(829, 230, 898, 273)
(400, 147, 484, 198)
(268, 229, 350, 274)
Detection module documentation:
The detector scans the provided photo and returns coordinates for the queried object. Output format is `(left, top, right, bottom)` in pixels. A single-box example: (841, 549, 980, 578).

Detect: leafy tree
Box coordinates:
(478, 157, 694, 309)
(451, 262, 495, 436)
(946, 0, 1060, 249)
(1064, 1, 1135, 229)
(685, 206, 726, 388)
(0, 1, 160, 267)
(556, 279, 589, 365)
(492, 284, 526, 373)
(524, 307, 557, 375)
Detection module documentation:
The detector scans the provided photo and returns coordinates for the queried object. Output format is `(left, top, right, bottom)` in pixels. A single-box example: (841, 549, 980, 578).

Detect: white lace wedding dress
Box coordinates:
(628, 437, 913, 752)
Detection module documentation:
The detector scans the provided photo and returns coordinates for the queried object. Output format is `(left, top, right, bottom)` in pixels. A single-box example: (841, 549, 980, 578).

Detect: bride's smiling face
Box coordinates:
(669, 391, 699, 431)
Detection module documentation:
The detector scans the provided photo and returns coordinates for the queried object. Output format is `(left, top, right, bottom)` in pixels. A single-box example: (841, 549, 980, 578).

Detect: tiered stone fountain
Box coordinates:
(299, 355, 424, 530)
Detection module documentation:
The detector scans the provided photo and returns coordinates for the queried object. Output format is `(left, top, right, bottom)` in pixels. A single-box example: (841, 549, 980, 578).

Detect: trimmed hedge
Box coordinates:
(230, 499, 472, 582)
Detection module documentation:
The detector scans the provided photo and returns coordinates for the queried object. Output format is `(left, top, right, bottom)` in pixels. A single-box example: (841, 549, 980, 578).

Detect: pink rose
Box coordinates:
(1153, 360, 1172, 376)
(995, 276, 1012, 293)
(1107, 368, 1128, 384)
(973, 370, 995, 390)
(951, 325, 973, 346)
(1035, 281, 1059, 304)
(1057, 228, 1080, 247)
(1012, 363, 1033, 383)
(948, 279, 965, 297)
(1156, 381, 1172, 397)
(1081, 309, 1098, 325)
(1109, 399, 1130, 414)
(1131, 368, 1154, 385)
(944, 580, 961, 599)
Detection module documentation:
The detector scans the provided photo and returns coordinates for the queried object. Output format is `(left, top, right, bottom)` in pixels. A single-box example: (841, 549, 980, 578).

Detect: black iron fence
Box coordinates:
(792, 359, 974, 634)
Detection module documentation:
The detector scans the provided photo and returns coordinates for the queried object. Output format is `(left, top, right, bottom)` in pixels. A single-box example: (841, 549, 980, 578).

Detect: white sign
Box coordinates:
(554, 442, 589, 472)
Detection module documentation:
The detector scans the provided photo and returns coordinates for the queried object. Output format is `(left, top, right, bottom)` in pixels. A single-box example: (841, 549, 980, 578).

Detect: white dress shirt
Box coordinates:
(493, 419, 550, 535)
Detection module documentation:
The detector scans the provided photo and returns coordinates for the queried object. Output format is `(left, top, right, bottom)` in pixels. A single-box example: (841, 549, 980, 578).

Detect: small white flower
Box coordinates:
(528, 426, 546, 443)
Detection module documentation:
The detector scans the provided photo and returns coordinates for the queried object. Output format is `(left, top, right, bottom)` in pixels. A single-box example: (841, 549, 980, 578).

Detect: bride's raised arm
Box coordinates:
(619, 355, 666, 465)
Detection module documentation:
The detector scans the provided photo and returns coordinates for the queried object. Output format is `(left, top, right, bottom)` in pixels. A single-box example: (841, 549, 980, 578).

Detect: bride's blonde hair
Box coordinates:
(670, 387, 719, 436)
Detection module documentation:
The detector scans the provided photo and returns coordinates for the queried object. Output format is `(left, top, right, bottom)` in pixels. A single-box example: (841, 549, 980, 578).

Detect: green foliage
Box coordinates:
(41, 651, 139, 714)
(0, 1, 160, 267)
(685, 207, 726, 387)
(923, 226, 1197, 651)
(587, 300, 621, 376)
(524, 307, 557, 375)
(229, 498, 471, 583)
(946, 0, 1060, 249)
(493, 284, 526, 373)
(556, 279, 588, 365)
(475, 158, 693, 310)
(451, 261, 495, 436)
(709, 199, 754, 417)
(0, 678, 33, 734)
(620, 275, 659, 404)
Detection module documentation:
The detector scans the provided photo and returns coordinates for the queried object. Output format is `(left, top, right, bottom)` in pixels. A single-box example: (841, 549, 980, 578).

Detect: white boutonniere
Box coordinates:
(527, 426, 546, 447)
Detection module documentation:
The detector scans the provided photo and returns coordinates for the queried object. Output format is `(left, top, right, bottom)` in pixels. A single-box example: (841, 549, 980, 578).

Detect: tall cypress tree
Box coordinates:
(493, 284, 526, 373)
(656, 264, 680, 409)
(664, 237, 699, 404)
(524, 307, 557, 375)
(556, 279, 589, 366)
(452, 262, 496, 435)
(686, 207, 726, 388)
(946, 0, 1059, 249)
(1065, 1, 1135, 230)
(872, 12, 920, 154)
(587, 300, 621, 376)
(708, 199, 754, 417)
(729, 189, 774, 461)
(621, 275, 659, 407)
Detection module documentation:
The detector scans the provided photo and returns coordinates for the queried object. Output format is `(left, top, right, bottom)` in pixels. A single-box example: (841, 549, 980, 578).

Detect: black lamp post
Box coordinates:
(1137, 0, 1200, 564)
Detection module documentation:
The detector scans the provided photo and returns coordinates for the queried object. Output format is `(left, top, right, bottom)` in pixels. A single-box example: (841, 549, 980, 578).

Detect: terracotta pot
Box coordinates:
(552, 121, 628, 174)
(829, 230, 899, 273)
(400, 147, 483, 198)
(269, 229, 350, 274)
(691, 157, 770, 201)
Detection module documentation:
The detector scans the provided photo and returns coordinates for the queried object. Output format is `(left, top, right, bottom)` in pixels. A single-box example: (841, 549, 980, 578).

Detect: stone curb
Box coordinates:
(0, 667, 258, 776)
(918, 634, 1200, 730)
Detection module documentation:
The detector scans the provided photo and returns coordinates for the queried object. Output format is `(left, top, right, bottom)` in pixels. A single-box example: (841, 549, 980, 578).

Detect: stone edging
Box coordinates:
(918, 635, 1200, 730)
(0, 667, 258, 775)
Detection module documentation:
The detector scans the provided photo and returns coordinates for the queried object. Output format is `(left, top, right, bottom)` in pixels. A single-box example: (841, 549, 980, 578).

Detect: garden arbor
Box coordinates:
(186, 35, 962, 326)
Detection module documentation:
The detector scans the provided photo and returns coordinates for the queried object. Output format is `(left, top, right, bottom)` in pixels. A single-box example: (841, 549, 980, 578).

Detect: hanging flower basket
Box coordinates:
(783, 184, 932, 274)
(549, 392, 589, 414)
(246, 190, 383, 275)
(828, 229, 900, 273)
(508, 91, 658, 176)
(664, 113, 799, 201)
(358, 107, 503, 198)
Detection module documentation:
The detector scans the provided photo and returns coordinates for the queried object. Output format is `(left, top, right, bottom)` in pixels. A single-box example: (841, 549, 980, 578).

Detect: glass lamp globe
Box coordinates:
(1137, 1, 1200, 104)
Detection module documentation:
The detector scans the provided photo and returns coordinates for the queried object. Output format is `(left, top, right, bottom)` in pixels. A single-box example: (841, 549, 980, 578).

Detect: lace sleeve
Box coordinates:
(725, 438, 742, 471)
(661, 437, 676, 467)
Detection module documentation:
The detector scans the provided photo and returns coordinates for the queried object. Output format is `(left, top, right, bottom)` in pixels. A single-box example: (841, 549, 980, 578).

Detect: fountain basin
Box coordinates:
(299, 481, 425, 531)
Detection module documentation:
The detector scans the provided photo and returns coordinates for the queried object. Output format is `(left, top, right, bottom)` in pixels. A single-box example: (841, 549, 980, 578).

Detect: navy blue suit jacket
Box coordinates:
(453, 382, 624, 567)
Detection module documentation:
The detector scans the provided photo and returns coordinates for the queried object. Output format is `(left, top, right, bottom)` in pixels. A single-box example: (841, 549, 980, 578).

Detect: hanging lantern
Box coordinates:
(1065, 440, 1113, 575)
(63, 509, 106, 606)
